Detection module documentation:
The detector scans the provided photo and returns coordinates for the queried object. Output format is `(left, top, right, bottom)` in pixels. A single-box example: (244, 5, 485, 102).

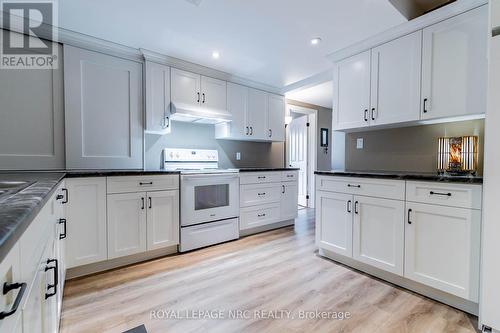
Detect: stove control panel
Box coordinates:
(164, 148, 219, 162)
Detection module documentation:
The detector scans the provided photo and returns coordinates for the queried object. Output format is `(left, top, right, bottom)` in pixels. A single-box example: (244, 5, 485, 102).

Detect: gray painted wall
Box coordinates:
(285, 99, 333, 171)
(145, 121, 284, 170)
(345, 119, 484, 175)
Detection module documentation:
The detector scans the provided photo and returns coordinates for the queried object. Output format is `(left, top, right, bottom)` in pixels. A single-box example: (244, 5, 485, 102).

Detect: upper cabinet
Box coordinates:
(171, 68, 201, 109)
(64, 45, 143, 169)
(145, 61, 171, 135)
(215, 83, 285, 142)
(421, 6, 487, 120)
(332, 5, 487, 131)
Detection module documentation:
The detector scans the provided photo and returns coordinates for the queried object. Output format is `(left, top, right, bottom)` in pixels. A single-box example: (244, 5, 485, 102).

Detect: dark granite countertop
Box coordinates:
(314, 170, 483, 184)
(238, 168, 300, 172)
(0, 172, 65, 262)
(65, 169, 181, 178)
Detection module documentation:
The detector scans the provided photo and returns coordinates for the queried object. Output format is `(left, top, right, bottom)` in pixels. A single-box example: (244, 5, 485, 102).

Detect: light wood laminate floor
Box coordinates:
(60, 209, 479, 333)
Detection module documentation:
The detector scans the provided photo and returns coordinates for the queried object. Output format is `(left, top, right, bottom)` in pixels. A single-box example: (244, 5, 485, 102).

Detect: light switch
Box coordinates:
(236, 152, 241, 160)
(356, 138, 364, 149)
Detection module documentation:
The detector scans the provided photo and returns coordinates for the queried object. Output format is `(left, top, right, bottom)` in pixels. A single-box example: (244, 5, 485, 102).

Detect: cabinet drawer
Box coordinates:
(316, 176, 405, 200)
(240, 203, 281, 230)
(107, 175, 179, 194)
(180, 218, 239, 252)
(406, 181, 482, 209)
(282, 170, 298, 182)
(239, 172, 281, 185)
(240, 183, 281, 207)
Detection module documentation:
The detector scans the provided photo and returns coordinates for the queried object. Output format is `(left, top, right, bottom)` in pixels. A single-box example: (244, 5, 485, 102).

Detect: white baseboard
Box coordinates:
(239, 219, 295, 237)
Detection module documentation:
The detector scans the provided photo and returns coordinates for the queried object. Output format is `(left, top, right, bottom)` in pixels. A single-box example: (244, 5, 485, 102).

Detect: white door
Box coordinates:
(171, 68, 201, 109)
(200, 75, 227, 113)
(267, 94, 285, 141)
(107, 192, 147, 259)
(226, 82, 248, 139)
(316, 191, 353, 257)
(280, 182, 298, 220)
(421, 6, 487, 120)
(64, 45, 143, 169)
(370, 31, 422, 126)
(333, 50, 371, 130)
(247, 88, 268, 139)
(146, 190, 180, 251)
(145, 61, 171, 134)
(353, 196, 404, 275)
(405, 202, 481, 301)
(288, 115, 308, 207)
(65, 178, 107, 268)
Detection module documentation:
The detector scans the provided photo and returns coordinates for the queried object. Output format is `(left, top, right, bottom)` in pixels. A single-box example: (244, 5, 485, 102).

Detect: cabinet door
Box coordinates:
(280, 182, 298, 220)
(171, 68, 201, 109)
(146, 190, 179, 251)
(43, 240, 58, 333)
(0, 244, 22, 333)
(22, 263, 43, 333)
(370, 31, 422, 126)
(421, 6, 487, 120)
(315, 191, 353, 257)
(145, 61, 171, 134)
(107, 192, 147, 259)
(247, 88, 268, 139)
(201, 75, 227, 113)
(65, 178, 107, 268)
(405, 202, 481, 301)
(64, 45, 143, 169)
(353, 196, 404, 275)
(225, 82, 248, 139)
(333, 50, 371, 130)
(267, 94, 285, 141)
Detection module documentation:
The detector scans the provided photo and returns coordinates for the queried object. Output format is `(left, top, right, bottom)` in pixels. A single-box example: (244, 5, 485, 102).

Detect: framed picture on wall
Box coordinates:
(320, 128, 328, 147)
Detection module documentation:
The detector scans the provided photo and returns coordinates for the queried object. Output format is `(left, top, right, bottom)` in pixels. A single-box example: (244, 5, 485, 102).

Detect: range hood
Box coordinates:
(170, 103, 232, 124)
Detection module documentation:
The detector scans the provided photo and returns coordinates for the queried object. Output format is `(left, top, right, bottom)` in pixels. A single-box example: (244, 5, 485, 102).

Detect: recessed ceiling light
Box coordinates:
(310, 37, 322, 45)
(212, 51, 220, 59)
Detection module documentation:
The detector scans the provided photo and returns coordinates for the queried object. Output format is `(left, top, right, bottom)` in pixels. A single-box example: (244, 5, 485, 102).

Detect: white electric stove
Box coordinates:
(163, 148, 240, 252)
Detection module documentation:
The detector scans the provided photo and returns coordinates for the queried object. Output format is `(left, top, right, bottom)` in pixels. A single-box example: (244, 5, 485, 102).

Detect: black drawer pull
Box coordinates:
(347, 184, 361, 188)
(257, 176, 266, 179)
(347, 200, 352, 213)
(430, 191, 451, 197)
(408, 209, 413, 224)
(56, 194, 64, 201)
(62, 188, 68, 204)
(0, 282, 27, 320)
(139, 182, 153, 186)
(58, 218, 67, 239)
(258, 192, 266, 196)
(354, 201, 359, 214)
(45, 259, 58, 299)
(258, 213, 266, 217)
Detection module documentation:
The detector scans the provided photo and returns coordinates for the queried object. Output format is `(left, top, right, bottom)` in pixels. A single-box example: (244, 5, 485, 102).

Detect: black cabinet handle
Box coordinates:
(347, 200, 352, 213)
(408, 209, 413, 224)
(62, 188, 68, 204)
(141, 197, 145, 210)
(246, 126, 249, 135)
(139, 182, 153, 186)
(258, 213, 266, 217)
(347, 184, 361, 188)
(202, 93, 206, 103)
(56, 194, 64, 201)
(0, 282, 27, 320)
(430, 191, 452, 197)
(257, 176, 266, 179)
(282, 185, 285, 194)
(45, 259, 58, 299)
(354, 201, 359, 214)
(58, 218, 67, 240)
(148, 197, 152, 209)
(258, 192, 266, 196)
(371, 108, 376, 120)
(197, 92, 200, 103)
(269, 129, 272, 138)
(364, 109, 368, 122)
(423, 98, 428, 113)
(250, 127, 253, 135)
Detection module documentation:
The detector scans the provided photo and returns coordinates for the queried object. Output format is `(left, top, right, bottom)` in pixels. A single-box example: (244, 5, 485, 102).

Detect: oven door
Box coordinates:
(181, 173, 240, 226)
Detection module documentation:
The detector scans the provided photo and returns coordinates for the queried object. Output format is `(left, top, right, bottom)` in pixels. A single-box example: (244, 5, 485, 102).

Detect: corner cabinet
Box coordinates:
(64, 45, 143, 169)
(215, 83, 285, 142)
(145, 61, 171, 134)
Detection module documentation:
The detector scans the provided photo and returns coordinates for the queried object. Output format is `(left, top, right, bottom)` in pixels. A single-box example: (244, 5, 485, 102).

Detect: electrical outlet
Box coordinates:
(236, 152, 241, 160)
(356, 138, 364, 149)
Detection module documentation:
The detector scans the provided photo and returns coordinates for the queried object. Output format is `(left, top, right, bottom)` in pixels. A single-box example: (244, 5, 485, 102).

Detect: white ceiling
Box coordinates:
(286, 81, 334, 109)
(58, 0, 406, 92)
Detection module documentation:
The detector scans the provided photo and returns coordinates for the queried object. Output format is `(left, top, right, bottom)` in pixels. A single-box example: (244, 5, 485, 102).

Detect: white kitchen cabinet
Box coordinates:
(200, 75, 227, 113)
(240, 183, 282, 207)
(333, 50, 371, 130)
(65, 178, 107, 268)
(107, 192, 147, 259)
(370, 31, 422, 126)
(146, 190, 180, 251)
(0, 244, 23, 333)
(421, 6, 487, 120)
(247, 88, 268, 139)
(316, 191, 353, 257)
(353, 196, 404, 275)
(171, 68, 201, 108)
(145, 61, 171, 134)
(405, 202, 481, 301)
(267, 94, 285, 141)
(21, 261, 43, 333)
(64, 45, 143, 169)
(280, 182, 298, 220)
(220, 82, 248, 139)
(240, 203, 281, 230)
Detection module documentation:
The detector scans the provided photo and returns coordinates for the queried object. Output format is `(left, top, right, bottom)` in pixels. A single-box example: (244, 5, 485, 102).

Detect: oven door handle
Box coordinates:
(181, 174, 240, 181)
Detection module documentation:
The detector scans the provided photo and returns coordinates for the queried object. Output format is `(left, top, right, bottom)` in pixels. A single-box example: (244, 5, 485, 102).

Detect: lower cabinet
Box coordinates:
(146, 190, 180, 251)
(405, 202, 481, 301)
(240, 203, 281, 230)
(0, 244, 22, 333)
(280, 182, 298, 220)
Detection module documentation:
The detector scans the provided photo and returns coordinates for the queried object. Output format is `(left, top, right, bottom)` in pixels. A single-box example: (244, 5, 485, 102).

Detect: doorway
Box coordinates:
(285, 105, 317, 209)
